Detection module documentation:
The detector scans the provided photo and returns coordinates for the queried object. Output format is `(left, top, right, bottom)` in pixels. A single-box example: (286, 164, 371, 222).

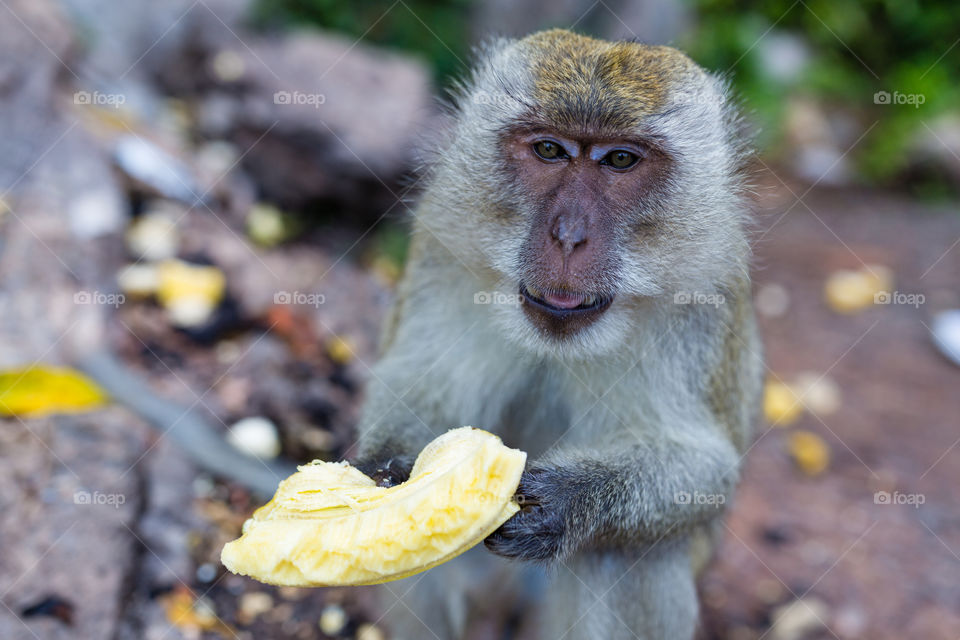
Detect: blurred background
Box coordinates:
(1, 0, 958, 639)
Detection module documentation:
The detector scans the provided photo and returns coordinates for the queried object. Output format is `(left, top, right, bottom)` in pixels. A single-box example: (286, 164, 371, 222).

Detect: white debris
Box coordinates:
(227, 417, 281, 459)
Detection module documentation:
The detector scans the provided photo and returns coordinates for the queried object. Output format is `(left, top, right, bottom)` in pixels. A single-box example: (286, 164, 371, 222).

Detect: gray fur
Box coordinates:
(354, 30, 761, 640)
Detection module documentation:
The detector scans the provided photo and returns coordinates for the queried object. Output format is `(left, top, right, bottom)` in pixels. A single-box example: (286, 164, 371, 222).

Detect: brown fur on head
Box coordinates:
(525, 29, 703, 132)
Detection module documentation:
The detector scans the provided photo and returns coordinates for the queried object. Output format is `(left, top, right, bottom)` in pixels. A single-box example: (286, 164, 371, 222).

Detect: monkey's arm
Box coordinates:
(349, 357, 443, 487)
(485, 426, 740, 561)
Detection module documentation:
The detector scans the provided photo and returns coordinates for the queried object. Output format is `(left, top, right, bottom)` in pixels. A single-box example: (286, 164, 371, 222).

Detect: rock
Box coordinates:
(160, 26, 435, 214)
(769, 597, 830, 640)
(0, 409, 149, 640)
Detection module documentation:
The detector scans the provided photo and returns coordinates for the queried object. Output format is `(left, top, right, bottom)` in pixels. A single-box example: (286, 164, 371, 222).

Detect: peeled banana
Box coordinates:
(221, 427, 526, 586)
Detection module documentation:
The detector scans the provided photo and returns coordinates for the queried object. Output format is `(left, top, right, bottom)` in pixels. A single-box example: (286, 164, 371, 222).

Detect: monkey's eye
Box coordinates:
(532, 140, 566, 161)
(602, 150, 639, 169)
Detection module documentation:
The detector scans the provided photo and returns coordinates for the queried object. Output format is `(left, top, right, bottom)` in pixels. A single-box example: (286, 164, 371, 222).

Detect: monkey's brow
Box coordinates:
(502, 122, 664, 151)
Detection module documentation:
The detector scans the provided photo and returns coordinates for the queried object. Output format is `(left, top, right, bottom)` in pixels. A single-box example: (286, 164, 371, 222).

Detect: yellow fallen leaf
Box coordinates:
(789, 430, 830, 476)
(0, 366, 108, 417)
(764, 380, 803, 426)
(824, 265, 893, 314)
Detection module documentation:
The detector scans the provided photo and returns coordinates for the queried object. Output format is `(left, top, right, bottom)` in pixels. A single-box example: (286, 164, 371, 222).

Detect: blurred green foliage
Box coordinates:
(253, 0, 959, 193)
(252, 0, 472, 82)
(683, 0, 960, 191)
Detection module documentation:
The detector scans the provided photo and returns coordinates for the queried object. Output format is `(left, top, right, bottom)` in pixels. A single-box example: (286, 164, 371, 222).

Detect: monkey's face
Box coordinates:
(504, 129, 669, 341)
(436, 30, 747, 358)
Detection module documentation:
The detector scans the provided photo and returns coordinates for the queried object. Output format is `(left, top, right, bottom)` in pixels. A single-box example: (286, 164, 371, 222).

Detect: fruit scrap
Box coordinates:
(789, 430, 831, 476)
(763, 380, 803, 426)
(156, 259, 226, 327)
(221, 427, 526, 586)
(824, 264, 893, 314)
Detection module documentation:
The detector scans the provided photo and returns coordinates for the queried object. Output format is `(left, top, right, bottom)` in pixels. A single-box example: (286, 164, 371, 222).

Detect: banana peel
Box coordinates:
(221, 427, 526, 586)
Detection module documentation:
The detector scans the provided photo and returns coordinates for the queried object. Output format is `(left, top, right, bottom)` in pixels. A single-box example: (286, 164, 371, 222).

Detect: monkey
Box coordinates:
(352, 29, 762, 640)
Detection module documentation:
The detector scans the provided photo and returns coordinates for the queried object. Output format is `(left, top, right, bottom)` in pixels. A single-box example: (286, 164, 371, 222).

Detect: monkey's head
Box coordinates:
(423, 29, 750, 359)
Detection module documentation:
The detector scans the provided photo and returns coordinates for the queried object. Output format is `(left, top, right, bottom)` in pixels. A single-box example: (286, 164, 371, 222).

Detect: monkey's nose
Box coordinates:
(551, 217, 587, 257)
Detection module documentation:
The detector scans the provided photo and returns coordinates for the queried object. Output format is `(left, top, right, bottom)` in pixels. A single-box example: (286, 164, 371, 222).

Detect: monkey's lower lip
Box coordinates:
(519, 284, 613, 336)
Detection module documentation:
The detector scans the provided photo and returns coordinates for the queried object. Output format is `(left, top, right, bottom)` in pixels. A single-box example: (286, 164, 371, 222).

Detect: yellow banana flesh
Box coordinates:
(221, 427, 526, 586)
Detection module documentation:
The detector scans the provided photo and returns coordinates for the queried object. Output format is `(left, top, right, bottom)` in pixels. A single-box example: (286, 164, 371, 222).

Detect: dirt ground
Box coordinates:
(1, 172, 958, 640)
(700, 173, 960, 639)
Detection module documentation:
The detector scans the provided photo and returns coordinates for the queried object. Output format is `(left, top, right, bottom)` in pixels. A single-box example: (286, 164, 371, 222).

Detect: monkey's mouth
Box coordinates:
(519, 284, 613, 336)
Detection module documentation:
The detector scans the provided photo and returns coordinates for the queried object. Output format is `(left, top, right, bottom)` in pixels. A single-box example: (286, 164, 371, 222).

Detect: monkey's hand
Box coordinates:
(352, 455, 414, 488)
(484, 467, 568, 562)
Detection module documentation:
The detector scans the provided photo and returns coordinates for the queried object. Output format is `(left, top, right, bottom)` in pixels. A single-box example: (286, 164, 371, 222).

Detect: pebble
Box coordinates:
(227, 417, 282, 459)
(793, 372, 841, 415)
(117, 263, 160, 297)
(247, 203, 288, 247)
(318, 604, 347, 635)
(211, 49, 246, 82)
(191, 475, 215, 498)
(356, 623, 385, 640)
(932, 310, 960, 367)
(239, 592, 274, 621)
(755, 282, 790, 318)
(69, 187, 125, 239)
(769, 597, 829, 640)
(126, 211, 179, 261)
(195, 563, 217, 583)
